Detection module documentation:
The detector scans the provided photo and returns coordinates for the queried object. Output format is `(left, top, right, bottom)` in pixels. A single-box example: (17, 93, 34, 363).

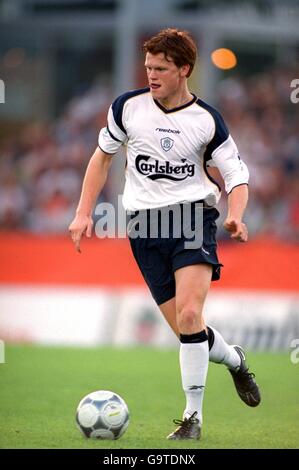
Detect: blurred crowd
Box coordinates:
(0, 66, 298, 242)
(0, 83, 113, 234)
(216, 66, 299, 242)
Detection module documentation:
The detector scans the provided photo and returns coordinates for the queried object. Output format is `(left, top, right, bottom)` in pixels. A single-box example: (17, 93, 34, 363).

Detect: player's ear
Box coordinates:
(180, 64, 190, 78)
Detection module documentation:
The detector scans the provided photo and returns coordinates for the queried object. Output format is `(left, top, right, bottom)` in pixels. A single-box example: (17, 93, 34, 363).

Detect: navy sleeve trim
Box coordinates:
(196, 98, 229, 155)
(98, 145, 116, 156)
(197, 98, 228, 192)
(203, 158, 221, 192)
(227, 183, 248, 195)
(107, 125, 122, 143)
(111, 87, 150, 135)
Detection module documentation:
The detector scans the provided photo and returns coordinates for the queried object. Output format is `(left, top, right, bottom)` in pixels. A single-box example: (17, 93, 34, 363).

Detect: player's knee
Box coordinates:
(176, 305, 200, 332)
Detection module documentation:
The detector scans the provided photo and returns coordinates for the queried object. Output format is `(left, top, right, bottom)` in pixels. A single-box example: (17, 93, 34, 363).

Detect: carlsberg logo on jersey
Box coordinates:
(136, 154, 195, 181)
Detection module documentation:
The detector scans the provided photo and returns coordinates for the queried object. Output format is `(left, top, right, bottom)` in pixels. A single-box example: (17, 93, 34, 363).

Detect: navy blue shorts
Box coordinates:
(128, 201, 223, 306)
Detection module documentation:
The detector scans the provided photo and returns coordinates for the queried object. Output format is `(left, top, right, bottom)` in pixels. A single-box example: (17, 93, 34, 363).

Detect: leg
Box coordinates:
(159, 294, 241, 370)
(175, 263, 211, 334)
(160, 293, 261, 409)
(159, 297, 179, 337)
(167, 264, 211, 440)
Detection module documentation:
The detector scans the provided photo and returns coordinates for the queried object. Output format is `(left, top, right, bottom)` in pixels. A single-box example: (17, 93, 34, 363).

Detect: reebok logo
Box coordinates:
(155, 127, 180, 134)
(188, 385, 205, 390)
(136, 154, 195, 181)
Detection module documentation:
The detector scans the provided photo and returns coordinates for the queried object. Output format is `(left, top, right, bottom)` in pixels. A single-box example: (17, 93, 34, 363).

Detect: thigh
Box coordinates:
(159, 265, 212, 335)
(175, 263, 212, 317)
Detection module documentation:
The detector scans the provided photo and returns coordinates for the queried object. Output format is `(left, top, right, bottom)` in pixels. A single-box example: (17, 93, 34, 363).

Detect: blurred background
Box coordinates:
(0, 0, 298, 350)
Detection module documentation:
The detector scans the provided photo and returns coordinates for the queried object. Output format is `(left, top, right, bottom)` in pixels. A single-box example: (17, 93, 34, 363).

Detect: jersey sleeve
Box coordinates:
(98, 104, 127, 155)
(205, 110, 249, 194)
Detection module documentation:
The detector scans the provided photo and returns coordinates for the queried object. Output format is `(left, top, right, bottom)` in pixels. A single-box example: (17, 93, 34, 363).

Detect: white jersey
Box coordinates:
(98, 87, 249, 211)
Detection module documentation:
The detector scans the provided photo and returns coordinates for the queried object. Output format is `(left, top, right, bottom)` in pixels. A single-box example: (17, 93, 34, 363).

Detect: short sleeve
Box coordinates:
(211, 135, 249, 194)
(98, 105, 127, 155)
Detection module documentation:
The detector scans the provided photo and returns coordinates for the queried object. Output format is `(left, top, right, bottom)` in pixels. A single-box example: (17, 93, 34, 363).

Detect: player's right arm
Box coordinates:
(69, 95, 128, 252)
(68, 147, 113, 253)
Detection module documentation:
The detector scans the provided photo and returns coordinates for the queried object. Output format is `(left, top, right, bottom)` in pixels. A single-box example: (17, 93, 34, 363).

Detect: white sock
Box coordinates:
(179, 336, 209, 426)
(208, 326, 241, 370)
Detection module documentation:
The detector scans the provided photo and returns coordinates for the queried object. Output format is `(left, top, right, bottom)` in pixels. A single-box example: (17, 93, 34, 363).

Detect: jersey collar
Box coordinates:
(153, 93, 197, 114)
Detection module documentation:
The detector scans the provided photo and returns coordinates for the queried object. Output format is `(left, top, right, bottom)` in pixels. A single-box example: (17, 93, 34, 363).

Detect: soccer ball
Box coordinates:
(76, 390, 129, 440)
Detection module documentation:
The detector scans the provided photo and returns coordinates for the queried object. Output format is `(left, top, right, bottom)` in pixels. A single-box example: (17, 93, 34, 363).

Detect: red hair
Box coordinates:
(143, 28, 197, 78)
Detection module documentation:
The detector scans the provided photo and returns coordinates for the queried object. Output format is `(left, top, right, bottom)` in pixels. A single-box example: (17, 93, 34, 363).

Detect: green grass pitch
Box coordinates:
(0, 345, 298, 449)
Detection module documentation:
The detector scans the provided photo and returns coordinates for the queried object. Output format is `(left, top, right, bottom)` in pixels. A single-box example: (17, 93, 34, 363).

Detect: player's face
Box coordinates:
(145, 52, 188, 104)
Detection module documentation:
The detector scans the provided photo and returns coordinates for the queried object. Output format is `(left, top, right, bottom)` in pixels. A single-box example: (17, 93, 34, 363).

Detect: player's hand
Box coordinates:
(223, 218, 248, 243)
(68, 214, 93, 253)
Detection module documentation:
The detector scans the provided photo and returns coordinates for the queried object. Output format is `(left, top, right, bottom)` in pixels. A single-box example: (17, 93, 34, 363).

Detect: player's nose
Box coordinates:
(148, 70, 158, 80)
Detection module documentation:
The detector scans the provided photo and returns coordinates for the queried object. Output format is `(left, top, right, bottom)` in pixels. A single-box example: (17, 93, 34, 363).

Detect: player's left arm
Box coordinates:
(224, 184, 248, 242)
(210, 130, 249, 243)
